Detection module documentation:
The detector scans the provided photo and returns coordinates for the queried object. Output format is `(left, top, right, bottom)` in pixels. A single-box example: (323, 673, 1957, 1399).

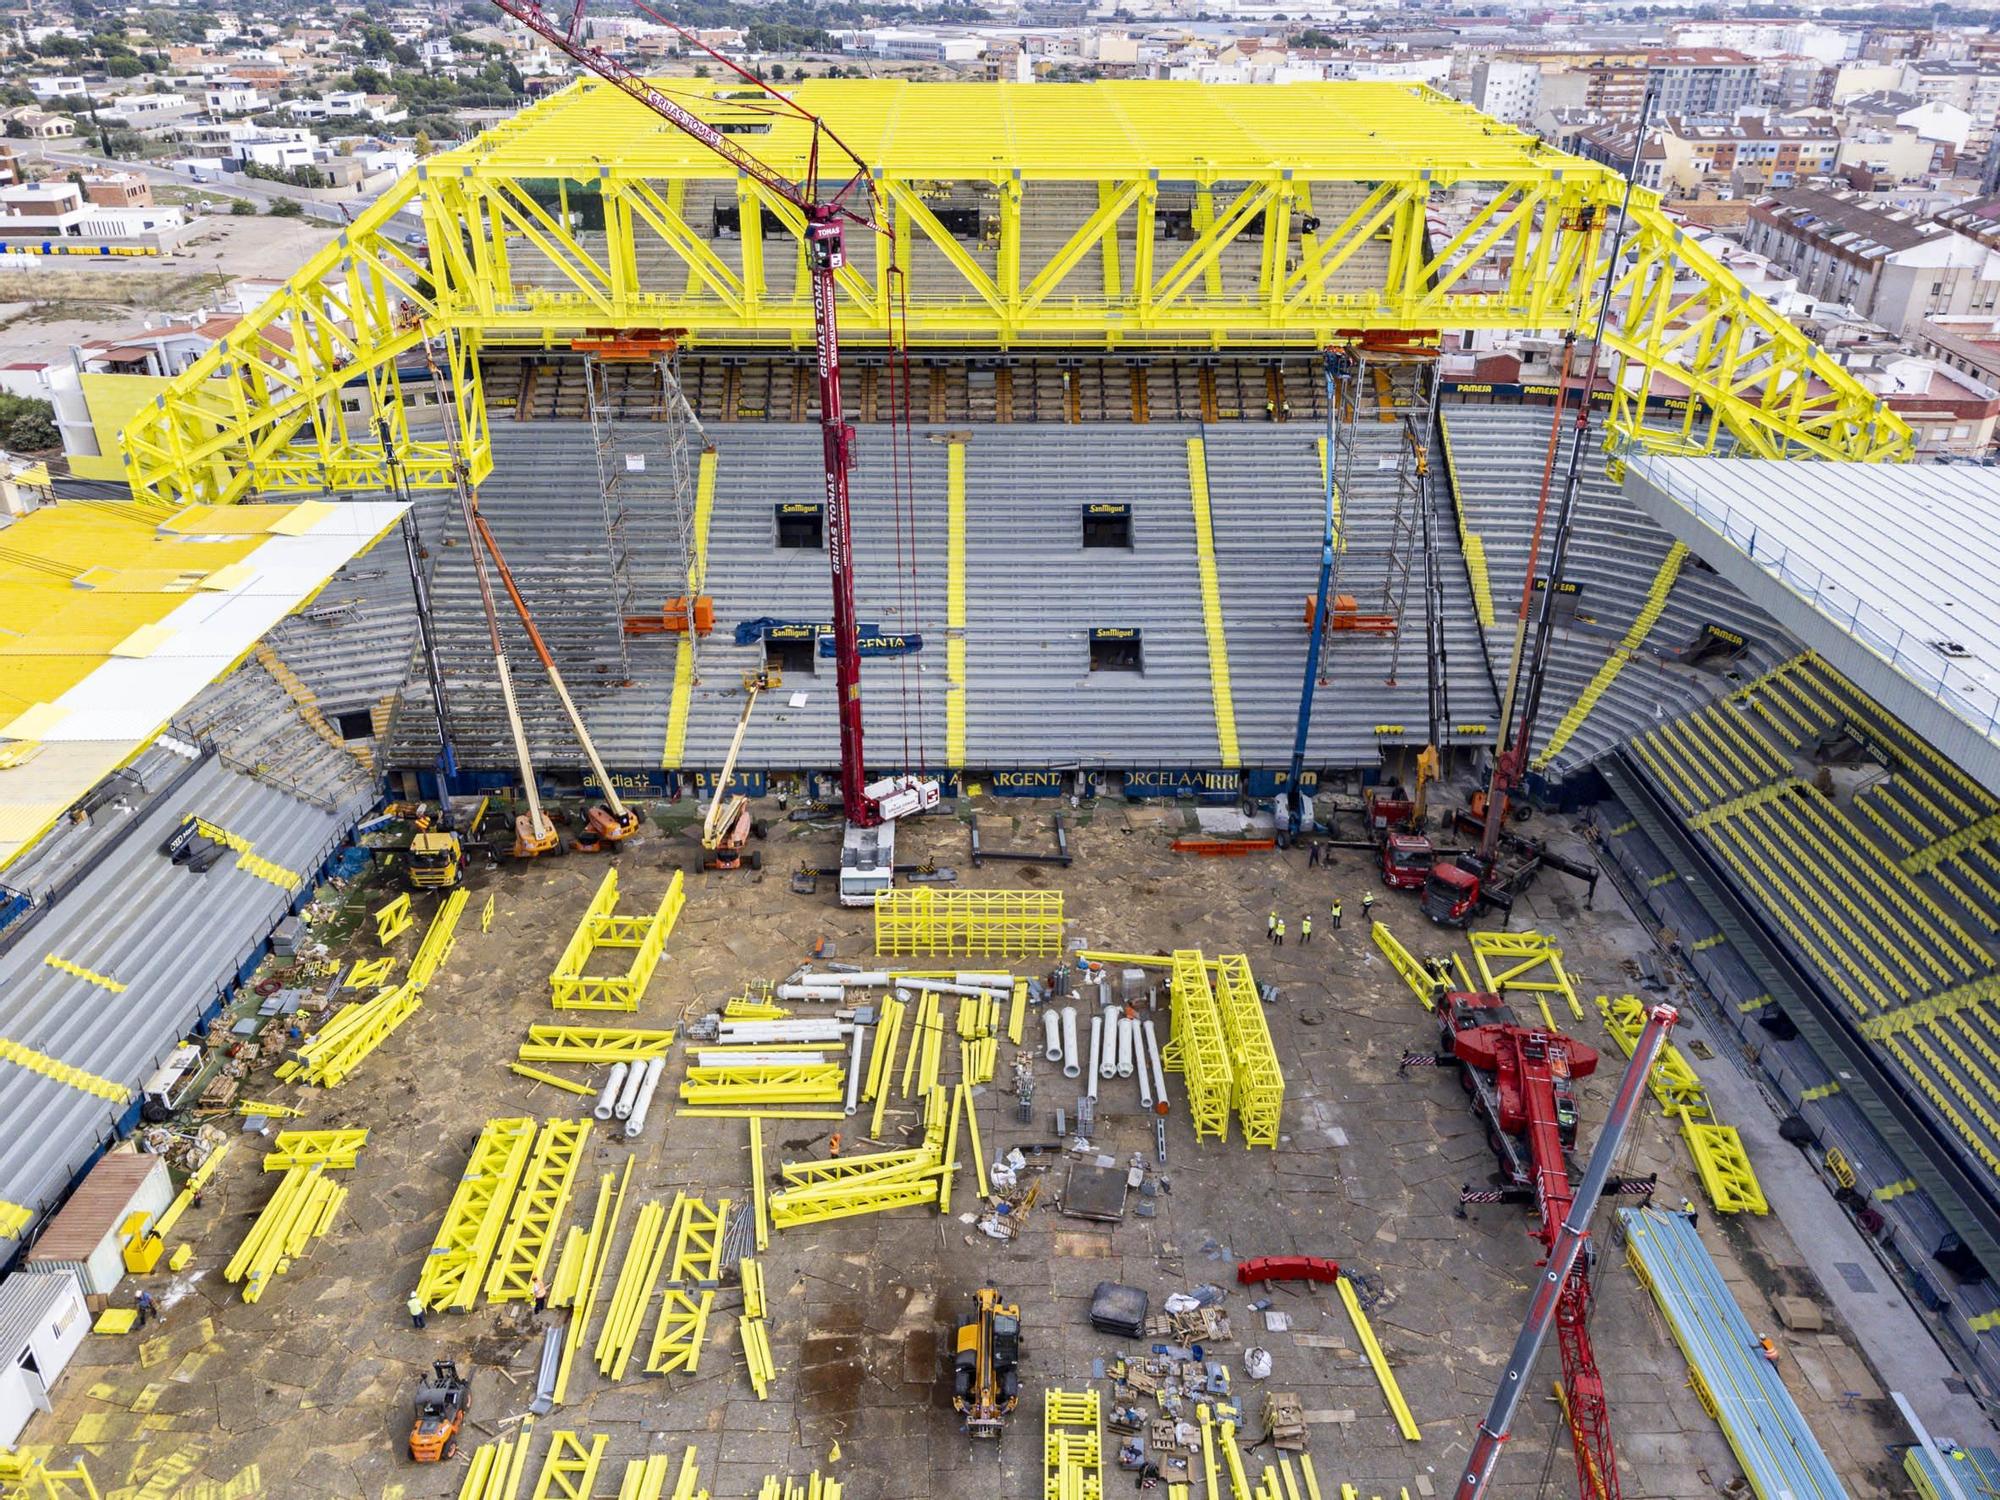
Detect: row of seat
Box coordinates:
(1634, 660, 2000, 1184)
(1443, 404, 1791, 778)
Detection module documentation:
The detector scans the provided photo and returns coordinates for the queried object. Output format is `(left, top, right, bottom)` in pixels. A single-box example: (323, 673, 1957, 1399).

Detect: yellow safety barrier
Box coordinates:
(875, 888, 1064, 959)
(1045, 1388, 1103, 1500)
(550, 868, 686, 1011)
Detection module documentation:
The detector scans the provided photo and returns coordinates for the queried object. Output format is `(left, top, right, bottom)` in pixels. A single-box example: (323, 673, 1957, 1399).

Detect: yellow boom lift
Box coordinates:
(463, 506, 643, 854)
(701, 672, 769, 872)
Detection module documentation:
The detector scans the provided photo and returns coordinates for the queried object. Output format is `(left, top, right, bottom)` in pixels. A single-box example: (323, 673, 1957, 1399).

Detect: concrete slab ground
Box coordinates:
(27, 802, 1923, 1499)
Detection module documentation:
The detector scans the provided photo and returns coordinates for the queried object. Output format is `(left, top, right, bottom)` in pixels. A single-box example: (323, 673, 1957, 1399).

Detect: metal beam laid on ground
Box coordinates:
(510, 1063, 598, 1097)
(1336, 1275, 1420, 1441)
(532, 1430, 608, 1500)
(1621, 1206, 1843, 1500)
(519, 1026, 676, 1063)
(488, 1118, 590, 1302)
(418, 1117, 536, 1311)
(1371, 921, 1444, 1012)
(553, 1162, 622, 1405)
(745, 1117, 770, 1252)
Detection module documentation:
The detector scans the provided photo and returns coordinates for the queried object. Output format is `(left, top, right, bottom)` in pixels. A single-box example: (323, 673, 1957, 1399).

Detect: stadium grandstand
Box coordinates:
(8, 75, 2000, 1457)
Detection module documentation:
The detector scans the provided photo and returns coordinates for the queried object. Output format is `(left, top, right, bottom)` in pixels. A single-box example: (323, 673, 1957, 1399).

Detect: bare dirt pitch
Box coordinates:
(36, 803, 1906, 1499)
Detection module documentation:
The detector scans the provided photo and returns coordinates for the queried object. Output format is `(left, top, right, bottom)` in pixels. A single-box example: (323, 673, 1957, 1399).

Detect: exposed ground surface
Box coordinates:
(31, 802, 1925, 1499)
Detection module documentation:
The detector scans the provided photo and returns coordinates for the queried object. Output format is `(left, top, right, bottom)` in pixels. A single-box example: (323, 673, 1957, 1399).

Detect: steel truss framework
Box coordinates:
(118, 80, 1909, 508)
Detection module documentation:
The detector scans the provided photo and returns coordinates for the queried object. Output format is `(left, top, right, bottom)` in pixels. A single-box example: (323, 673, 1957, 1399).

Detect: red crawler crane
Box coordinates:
(1412, 992, 1676, 1500)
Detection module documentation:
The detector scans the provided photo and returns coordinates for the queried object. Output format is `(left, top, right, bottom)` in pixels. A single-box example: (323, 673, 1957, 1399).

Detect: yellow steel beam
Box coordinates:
(120, 81, 1907, 509)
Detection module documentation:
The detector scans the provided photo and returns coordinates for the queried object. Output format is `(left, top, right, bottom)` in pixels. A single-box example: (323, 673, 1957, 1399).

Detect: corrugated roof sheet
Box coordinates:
(26, 1152, 164, 1262)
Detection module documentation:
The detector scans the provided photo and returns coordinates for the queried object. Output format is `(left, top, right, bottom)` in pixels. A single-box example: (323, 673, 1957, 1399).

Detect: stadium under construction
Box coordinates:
(0, 74, 1996, 1500)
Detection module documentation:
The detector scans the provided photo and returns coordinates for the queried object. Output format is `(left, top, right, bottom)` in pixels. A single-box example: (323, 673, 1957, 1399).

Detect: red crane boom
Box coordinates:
(485, 0, 891, 827)
(1430, 994, 1676, 1500)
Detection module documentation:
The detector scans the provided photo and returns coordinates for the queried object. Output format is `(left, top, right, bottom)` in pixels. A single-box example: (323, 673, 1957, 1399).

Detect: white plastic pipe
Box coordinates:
(1060, 1006, 1080, 1079)
(775, 983, 847, 1003)
(1099, 1007, 1120, 1078)
(614, 1055, 648, 1119)
(1142, 1018, 1171, 1118)
(1086, 1017, 1103, 1100)
(717, 1022, 850, 1044)
(844, 1025, 867, 1116)
(894, 979, 1008, 1002)
(594, 1062, 628, 1122)
(692, 1050, 829, 1068)
(1137, 1036, 1154, 1110)
(1043, 1008, 1063, 1062)
(1117, 1015, 1137, 1078)
(624, 1057, 666, 1138)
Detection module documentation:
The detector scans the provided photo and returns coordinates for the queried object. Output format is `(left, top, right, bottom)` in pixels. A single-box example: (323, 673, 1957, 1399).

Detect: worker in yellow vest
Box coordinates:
(1273, 917, 1286, 948)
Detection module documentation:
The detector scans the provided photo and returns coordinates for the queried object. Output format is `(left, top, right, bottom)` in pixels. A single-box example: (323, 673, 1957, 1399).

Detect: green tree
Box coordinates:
(230, 198, 256, 215)
(412, 129, 433, 157)
(267, 197, 304, 217)
(106, 55, 146, 77)
(0, 394, 59, 452)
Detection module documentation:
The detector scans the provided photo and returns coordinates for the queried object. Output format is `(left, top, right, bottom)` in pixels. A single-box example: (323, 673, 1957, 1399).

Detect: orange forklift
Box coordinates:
(408, 1359, 469, 1463)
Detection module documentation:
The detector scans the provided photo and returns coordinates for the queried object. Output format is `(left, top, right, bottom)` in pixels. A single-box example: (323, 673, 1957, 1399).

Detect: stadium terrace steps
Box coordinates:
(1443, 404, 1795, 779)
(0, 752, 362, 1254)
(1203, 412, 1500, 767)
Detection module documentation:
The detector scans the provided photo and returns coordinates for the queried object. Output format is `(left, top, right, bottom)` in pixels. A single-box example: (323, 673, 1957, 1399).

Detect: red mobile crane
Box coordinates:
(485, 1, 939, 899)
(1408, 993, 1675, 1500)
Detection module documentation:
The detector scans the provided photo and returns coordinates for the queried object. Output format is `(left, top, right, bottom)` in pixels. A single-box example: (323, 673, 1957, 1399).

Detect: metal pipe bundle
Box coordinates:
(614, 1056, 648, 1119)
(1099, 1007, 1120, 1078)
(1116, 1015, 1136, 1078)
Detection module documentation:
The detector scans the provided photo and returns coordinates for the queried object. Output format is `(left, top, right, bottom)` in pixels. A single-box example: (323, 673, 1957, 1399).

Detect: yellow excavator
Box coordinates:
(700, 671, 769, 872)
(952, 1288, 1021, 1438)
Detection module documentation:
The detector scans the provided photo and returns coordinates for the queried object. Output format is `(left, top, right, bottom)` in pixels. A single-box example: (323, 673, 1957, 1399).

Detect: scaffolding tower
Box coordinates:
(1371, 355, 1441, 687)
(584, 351, 707, 679)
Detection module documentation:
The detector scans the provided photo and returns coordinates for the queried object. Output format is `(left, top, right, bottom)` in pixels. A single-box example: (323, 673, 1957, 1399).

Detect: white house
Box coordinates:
(98, 92, 196, 127)
(26, 77, 86, 101)
(204, 82, 266, 116)
(0, 1271, 88, 1447)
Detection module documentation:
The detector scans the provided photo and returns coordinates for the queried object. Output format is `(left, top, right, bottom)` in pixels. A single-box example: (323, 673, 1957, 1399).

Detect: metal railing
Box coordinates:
(1631, 456, 2000, 738)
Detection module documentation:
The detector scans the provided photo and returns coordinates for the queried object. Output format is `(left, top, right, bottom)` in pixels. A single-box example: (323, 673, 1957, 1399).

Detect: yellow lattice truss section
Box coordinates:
(875, 888, 1064, 959)
(1213, 953, 1284, 1148)
(550, 868, 686, 1011)
(119, 80, 1907, 508)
